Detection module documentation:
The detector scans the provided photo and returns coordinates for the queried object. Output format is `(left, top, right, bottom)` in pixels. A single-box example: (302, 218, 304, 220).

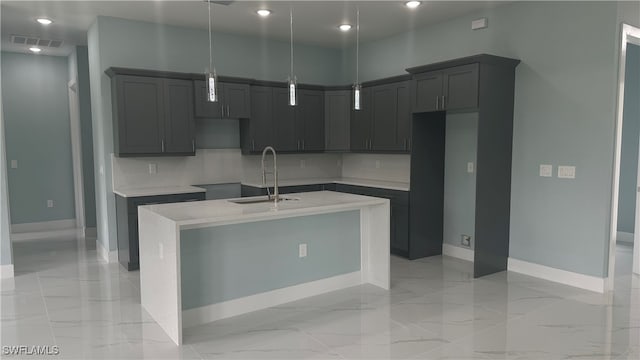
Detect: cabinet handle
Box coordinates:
(302, 139, 305, 150)
(408, 138, 412, 151)
(161, 139, 165, 152)
(251, 139, 255, 151)
(192, 139, 195, 152)
(404, 139, 407, 151)
(435, 96, 439, 110)
(221, 103, 224, 117)
(226, 105, 230, 117)
(442, 95, 446, 110)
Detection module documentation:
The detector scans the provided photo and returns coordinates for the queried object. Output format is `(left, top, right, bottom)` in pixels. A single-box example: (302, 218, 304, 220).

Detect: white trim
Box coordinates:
(96, 239, 116, 263)
(508, 258, 605, 293)
(11, 228, 81, 242)
(182, 271, 362, 328)
(617, 231, 634, 244)
(442, 244, 474, 262)
(608, 23, 640, 292)
(68, 79, 86, 230)
(11, 219, 76, 233)
(1, 264, 14, 279)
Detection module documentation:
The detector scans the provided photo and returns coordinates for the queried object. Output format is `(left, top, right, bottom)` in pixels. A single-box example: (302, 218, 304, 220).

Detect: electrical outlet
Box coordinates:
(375, 160, 381, 169)
(299, 243, 307, 258)
(148, 163, 157, 174)
(558, 166, 576, 179)
(467, 162, 474, 173)
(461, 235, 471, 247)
(471, 17, 488, 30)
(300, 160, 306, 169)
(539, 164, 553, 177)
(159, 243, 164, 260)
(47, 200, 54, 208)
(10, 160, 17, 169)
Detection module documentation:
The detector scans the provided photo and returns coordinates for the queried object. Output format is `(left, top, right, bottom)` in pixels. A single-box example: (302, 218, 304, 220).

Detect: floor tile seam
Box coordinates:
(300, 329, 348, 359)
(35, 272, 59, 346)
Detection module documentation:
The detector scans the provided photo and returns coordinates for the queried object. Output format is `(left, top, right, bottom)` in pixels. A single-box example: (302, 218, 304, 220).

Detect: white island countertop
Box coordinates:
(241, 177, 410, 191)
(141, 190, 389, 230)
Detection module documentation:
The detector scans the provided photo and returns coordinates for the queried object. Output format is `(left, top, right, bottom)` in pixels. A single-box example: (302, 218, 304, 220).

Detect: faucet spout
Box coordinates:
(261, 146, 279, 203)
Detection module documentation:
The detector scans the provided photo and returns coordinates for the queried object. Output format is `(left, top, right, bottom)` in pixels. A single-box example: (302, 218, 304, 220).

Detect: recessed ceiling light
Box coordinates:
(29, 47, 42, 53)
(256, 9, 271, 17)
(405, 1, 422, 9)
(339, 24, 352, 32)
(36, 18, 53, 25)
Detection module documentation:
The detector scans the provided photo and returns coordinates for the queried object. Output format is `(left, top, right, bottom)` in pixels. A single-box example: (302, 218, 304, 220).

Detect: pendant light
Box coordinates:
(353, 8, 361, 111)
(288, 7, 297, 106)
(206, 0, 218, 103)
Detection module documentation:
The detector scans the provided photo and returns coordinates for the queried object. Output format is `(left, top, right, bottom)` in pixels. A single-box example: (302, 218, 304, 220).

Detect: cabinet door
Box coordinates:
(412, 71, 443, 113)
(114, 75, 164, 155)
(371, 84, 401, 151)
(391, 203, 410, 255)
(350, 87, 372, 151)
(297, 89, 325, 152)
(224, 83, 251, 119)
(193, 80, 223, 118)
(247, 86, 273, 152)
(443, 64, 479, 111)
(324, 90, 351, 151)
(273, 88, 297, 152)
(163, 79, 195, 154)
(396, 81, 412, 152)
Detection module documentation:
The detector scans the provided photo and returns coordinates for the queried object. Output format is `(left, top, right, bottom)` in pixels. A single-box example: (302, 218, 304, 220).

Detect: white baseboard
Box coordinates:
(442, 243, 474, 262)
(96, 239, 117, 263)
(11, 228, 81, 242)
(617, 231, 634, 244)
(84, 227, 97, 238)
(1, 264, 14, 279)
(182, 271, 362, 328)
(11, 219, 76, 233)
(508, 257, 605, 293)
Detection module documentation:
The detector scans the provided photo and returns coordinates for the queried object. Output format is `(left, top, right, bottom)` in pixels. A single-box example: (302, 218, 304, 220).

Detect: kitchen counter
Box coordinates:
(241, 177, 410, 192)
(113, 185, 206, 198)
(138, 191, 390, 345)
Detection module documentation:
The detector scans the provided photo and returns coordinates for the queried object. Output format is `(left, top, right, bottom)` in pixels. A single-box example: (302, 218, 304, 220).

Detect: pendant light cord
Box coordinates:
(290, 7, 294, 78)
(208, 0, 214, 72)
(356, 8, 360, 85)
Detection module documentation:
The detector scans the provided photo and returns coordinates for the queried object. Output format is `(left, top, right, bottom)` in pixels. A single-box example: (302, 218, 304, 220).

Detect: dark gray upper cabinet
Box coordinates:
(273, 88, 297, 152)
(324, 90, 351, 152)
(350, 87, 372, 152)
(110, 74, 195, 157)
(296, 89, 325, 152)
(164, 79, 196, 153)
(351, 81, 410, 153)
(411, 64, 478, 113)
(193, 80, 251, 119)
(240, 86, 273, 154)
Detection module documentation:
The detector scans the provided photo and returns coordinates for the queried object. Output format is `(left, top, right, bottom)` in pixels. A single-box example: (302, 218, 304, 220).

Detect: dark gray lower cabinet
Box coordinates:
(115, 192, 205, 271)
(240, 184, 326, 197)
(332, 184, 409, 257)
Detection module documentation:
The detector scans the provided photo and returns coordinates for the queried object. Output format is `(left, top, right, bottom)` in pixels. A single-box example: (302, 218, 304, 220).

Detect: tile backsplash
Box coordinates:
(341, 154, 411, 183)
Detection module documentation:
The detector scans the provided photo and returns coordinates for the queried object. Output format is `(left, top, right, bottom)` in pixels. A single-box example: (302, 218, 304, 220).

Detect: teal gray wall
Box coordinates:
(345, 1, 619, 277)
(1, 52, 76, 225)
(1, 78, 12, 265)
(88, 16, 343, 252)
(76, 46, 97, 229)
(617, 43, 640, 235)
(180, 211, 361, 310)
(443, 113, 478, 250)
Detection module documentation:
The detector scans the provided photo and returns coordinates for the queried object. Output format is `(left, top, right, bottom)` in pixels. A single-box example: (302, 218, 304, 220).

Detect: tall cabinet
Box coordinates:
(406, 54, 520, 277)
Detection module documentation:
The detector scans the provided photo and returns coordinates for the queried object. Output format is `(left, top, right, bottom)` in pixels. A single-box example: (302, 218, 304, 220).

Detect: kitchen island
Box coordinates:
(138, 191, 390, 345)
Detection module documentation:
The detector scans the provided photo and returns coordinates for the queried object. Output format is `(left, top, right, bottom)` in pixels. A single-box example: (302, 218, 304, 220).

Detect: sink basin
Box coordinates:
(228, 196, 300, 205)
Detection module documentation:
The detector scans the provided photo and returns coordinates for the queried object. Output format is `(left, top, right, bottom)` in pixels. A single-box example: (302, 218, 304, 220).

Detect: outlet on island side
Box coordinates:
(47, 200, 54, 208)
(299, 243, 307, 258)
(461, 235, 471, 247)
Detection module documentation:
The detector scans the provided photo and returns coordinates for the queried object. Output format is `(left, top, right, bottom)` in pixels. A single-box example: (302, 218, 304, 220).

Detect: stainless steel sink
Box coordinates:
(228, 196, 299, 205)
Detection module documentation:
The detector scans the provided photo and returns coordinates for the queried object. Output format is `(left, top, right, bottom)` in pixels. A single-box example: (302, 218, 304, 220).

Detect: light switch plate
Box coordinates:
(539, 164, 553, 177)
(159, 243, 164, 260)
(471, 17, 488, 30)
(558, 166, 576, 179)
(299, 243, 307, 258)
(467, 162, 474, 173)
(47, 200, 54, 208)
(10, 160, 17, 169)
(148, 163, 157, 174)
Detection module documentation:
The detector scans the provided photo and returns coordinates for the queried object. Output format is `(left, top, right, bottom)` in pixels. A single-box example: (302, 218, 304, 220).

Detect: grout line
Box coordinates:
(35, 271, 59, 346)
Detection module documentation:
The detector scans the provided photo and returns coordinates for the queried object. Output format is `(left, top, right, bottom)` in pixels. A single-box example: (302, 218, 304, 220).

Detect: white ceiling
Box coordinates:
(1, 0, 512, 56)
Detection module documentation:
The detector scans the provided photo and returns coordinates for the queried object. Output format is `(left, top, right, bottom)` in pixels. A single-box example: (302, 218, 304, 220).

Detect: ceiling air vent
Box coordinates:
(11, 35, 63, 48)
(203, 0, 235, 5)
